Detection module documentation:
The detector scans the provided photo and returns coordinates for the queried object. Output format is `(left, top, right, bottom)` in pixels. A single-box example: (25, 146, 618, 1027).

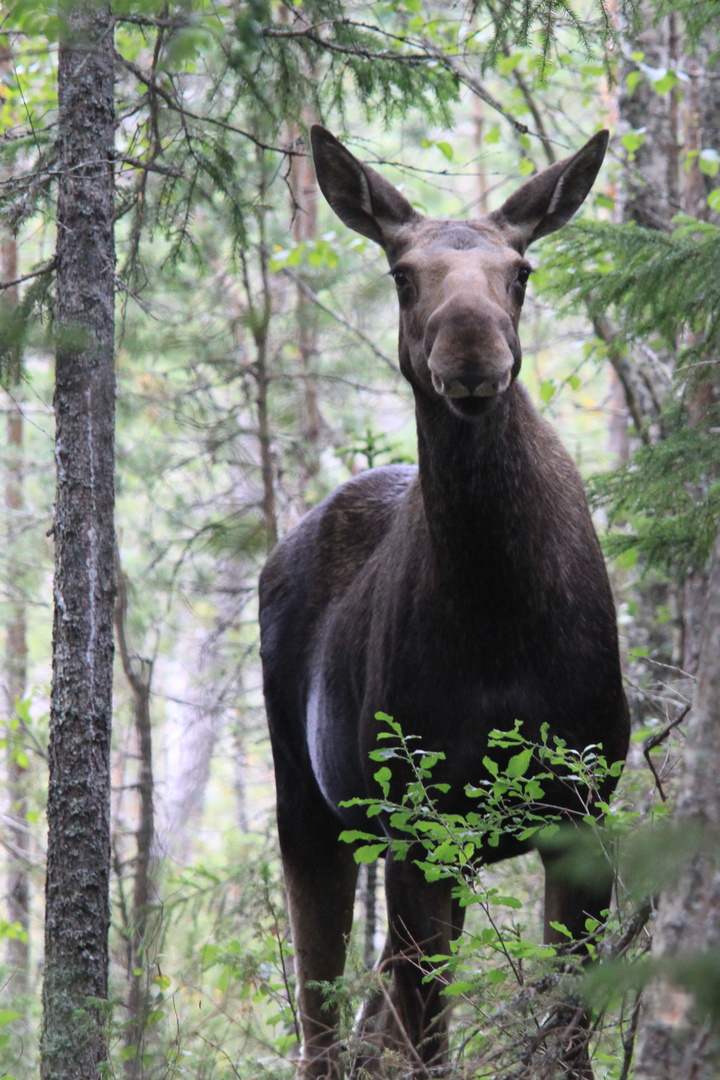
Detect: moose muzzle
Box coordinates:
(424, 301, 519, 401)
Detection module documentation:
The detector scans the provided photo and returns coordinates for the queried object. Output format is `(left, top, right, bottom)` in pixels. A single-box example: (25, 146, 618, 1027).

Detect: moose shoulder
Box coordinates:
(259, 126, 629, 1080)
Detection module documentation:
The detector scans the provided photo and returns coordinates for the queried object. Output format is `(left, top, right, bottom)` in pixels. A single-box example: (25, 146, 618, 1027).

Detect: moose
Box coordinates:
(259, 126, 629, 1079)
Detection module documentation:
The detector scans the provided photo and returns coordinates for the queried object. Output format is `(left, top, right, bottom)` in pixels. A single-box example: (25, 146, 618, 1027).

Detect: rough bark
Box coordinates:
(40, 4, 116, 1079)
(676, 23, 720, 674)
(633, 516, 720, 1079)
(617, 8, 681, 230)
(616, 8, 720, 677)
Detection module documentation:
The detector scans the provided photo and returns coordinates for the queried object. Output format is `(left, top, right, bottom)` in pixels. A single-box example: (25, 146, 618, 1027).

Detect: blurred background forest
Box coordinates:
(2, 0, 720, 1077)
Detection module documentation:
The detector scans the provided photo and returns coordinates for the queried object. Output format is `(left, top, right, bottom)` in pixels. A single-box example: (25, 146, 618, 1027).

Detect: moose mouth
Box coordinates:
(430, 367, 512, 399)
(447, 395, 501, 419)
(429, 367, 512, 419)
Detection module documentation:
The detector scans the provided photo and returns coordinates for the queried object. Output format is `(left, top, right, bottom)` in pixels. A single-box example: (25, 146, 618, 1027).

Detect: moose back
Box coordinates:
(259, 126, 629, 1078)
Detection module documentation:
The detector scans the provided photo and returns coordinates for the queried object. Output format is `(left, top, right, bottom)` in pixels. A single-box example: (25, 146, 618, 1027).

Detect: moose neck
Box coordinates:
(413, 381, 558, 612)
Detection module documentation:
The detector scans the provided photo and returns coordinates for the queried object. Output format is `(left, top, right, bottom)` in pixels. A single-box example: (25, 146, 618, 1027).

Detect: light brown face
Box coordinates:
(310, 125, 608, 420)
(388, 222, 530, 420)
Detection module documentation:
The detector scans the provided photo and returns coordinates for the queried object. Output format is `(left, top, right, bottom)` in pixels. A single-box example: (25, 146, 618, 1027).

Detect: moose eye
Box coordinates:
(511, 264, 532, 302)
(390, 268, 415, 305)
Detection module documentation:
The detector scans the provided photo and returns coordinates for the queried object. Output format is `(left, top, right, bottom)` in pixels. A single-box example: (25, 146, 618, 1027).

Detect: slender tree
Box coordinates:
(40, 3, 116, 1077)
(2, 191, 30, 1005)
(633, 511, 720, 1078)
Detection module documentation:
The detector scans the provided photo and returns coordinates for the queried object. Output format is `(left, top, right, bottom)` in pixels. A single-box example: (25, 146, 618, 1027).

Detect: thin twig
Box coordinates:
(115, 153, 185, 179)
(0, 257, 56, 291)
(116, 54, 304, 157)
(619, 989, 643, 1080)
(592, 314, 651, 444)
(278, 265, 398, 375)
(643, 705, 690, 801)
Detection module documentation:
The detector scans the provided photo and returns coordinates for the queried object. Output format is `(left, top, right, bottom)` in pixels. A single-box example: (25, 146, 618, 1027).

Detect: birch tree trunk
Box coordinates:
(40, 4, 116, 1077)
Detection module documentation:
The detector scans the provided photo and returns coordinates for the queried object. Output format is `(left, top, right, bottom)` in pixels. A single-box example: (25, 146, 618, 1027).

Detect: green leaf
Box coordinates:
(0, 1011, 21, 1027)
(699, 150, 720, 178)
(415, 860, 445, 881)
(436, 141, 453, 161)
(497, 53, 524, 75)
(482, 756, 498, 778)
(622, 131, 645, 156)
(653, 71, 678, 95)
(486, 967, 507, 984)
(626, 70, 641, 96)
(506, 747, 533, 778)
(549, 920, 572, 938)
(615, 545, 638, 570)
(369, 748, 398, 761)
(339, 830, 381, 844)
(492, 895, 523, 909)
(443, 980, 474, 996)
(354, 843, 387, 864)
(540, 379, 556, 403)
(374, 766, 392, 796)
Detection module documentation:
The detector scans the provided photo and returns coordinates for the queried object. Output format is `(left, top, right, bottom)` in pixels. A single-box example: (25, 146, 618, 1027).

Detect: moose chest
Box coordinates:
(305, 558, 594, 824)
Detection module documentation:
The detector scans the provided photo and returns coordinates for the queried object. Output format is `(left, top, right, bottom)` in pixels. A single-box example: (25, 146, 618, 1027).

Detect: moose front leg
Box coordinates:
(539, 831, 614, 1080)
(278, 797, 359, 1080)
(380, 855, 457, 1072)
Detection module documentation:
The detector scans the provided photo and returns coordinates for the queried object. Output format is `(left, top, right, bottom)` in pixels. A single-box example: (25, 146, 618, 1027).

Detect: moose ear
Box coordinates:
(489, 130, 609, 251)
(311, 125, 420, 249)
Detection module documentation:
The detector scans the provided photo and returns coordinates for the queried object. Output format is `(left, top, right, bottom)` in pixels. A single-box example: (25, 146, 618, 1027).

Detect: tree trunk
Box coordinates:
(4, 394, 30, 1001)
(633, 514, 720, 1078)
(288, 118, 323, 500)
(115, 554, 157, 1078)
(40, 4, 116, 1078)
(615, 8, 720, 677)
(1, 159, 31, 1003)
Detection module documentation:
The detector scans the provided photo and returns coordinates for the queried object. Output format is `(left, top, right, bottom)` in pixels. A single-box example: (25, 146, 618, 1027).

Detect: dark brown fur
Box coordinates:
(259, 128, 629, 1079)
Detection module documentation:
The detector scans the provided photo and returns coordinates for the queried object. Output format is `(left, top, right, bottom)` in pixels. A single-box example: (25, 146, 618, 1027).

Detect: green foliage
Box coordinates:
(477, 0, 624, 78)
(542, 218, 720, 355)
(336, 715, 647, 1076)
(341, 714, 625, 891)
(336, 427, 414, 471)
(541, 216, 720, 573)
(589, 417, 720, 572)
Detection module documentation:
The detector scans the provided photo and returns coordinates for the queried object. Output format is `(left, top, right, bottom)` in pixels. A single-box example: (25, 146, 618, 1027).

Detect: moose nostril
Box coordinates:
(455, 373, 485, 394)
